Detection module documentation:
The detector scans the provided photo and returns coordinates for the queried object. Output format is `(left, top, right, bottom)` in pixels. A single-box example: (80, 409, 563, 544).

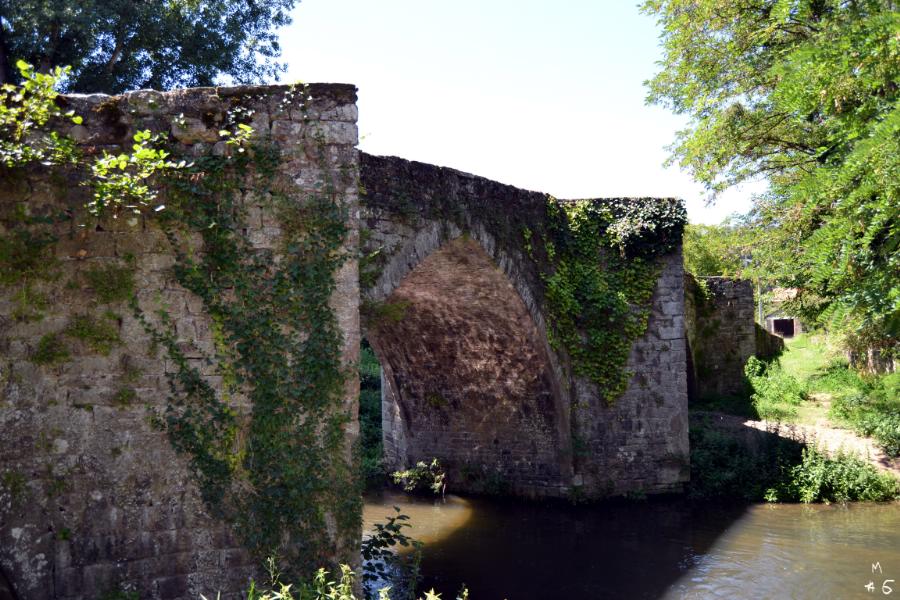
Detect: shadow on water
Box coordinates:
(366, 491, 900, 600)
(409, 495, 747, 600)
(365, 419, 900, 600)
(364, 489, 751, 600)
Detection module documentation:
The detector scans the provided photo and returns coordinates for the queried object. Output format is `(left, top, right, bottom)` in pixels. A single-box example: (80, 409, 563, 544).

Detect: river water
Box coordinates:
(363, 491, 900, 600)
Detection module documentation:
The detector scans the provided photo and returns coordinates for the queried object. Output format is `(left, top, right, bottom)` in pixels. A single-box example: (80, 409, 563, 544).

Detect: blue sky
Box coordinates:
(277, 0, 761, 224)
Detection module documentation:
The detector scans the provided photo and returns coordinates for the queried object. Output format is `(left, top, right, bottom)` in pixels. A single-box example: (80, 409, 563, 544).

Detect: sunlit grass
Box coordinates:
(778, 334, 835, 385)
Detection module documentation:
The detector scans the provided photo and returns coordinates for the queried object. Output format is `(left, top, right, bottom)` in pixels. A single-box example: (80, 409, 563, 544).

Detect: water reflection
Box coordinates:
(364, 493, 900, 600)
(364, 490, 474, 546)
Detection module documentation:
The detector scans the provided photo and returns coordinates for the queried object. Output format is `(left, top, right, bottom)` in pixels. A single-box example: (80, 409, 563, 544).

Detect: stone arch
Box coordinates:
(364, 232, 573, 496)
(358, 152, 691, 500)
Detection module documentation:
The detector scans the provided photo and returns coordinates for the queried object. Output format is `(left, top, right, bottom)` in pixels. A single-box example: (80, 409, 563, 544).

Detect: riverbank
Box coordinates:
(687, 333, 900, 503)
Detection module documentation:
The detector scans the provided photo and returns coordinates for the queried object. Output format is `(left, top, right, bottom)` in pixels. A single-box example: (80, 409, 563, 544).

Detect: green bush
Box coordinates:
(815, 364, 900, 458)
(765, 447, 899, 503)
(744, 356, 805, 421)
(391, 459, 446, 496)
(361, 507, 423, 600)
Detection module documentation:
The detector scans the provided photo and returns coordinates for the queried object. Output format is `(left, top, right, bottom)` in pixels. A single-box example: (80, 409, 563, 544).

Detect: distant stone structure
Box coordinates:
(765, 311, 803, 338)
(684, 275, 784, 401)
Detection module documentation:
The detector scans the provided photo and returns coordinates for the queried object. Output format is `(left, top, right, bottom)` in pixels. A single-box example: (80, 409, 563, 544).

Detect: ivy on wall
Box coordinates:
(531, 197, 686, 403)
(1, 64, 360, 578)
(145, 128, 360, 573)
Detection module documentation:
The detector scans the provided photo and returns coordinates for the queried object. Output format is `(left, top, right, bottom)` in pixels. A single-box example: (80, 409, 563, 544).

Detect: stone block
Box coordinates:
(171, 117, 219, 144)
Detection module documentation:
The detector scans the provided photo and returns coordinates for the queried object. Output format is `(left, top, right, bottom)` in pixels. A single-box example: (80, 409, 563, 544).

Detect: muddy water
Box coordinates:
(363, 491, 900, 599)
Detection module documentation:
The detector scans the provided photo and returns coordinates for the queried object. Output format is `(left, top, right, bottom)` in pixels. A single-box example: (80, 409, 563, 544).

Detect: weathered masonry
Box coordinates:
(1, 83, 689, 599)
(360, 155, 690, 498)
(684, 275, 783, 401)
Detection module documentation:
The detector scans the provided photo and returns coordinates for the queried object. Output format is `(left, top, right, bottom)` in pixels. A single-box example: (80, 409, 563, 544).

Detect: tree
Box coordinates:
(0, 0, 298, 93)
(643, 0, 899, 357)
(682, 222, 752, 277)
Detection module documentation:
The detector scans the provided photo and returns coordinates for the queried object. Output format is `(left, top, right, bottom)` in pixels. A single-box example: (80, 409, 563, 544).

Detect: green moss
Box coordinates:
(0, 229, 58, 286)
(45, 464, 70, 498)
(65, 314, 120, 355)
(1, 470, 27, 503)
(112, 387, 136, 409)
(359, 248, 385, 288)
(120, 356, 143, 384)
(425, 391, 448, 408)
(83, 261, 135, 303)
(11, 283, 49, 322)
(98, 589, 139, 600)
(31, 333, 70, 365)
(361, 299, 410, 328)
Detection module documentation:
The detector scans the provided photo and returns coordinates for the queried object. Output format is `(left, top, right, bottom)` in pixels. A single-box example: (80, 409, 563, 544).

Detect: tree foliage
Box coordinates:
(682, 222, 753, 277)
(644, 0, 900, 356)
(0, 0, 297, 93)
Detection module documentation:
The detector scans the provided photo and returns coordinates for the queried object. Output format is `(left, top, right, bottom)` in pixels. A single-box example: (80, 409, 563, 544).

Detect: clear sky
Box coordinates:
(277, 0, 760, 224)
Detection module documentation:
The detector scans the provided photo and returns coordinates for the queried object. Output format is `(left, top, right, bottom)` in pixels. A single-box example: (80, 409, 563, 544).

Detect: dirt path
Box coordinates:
(695, 410, 900, 479)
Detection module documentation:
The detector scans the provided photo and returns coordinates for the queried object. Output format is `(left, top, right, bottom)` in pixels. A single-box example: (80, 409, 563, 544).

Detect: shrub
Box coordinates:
(765, 447, 900, 503)
(361, 507, 423, 600)
(234, 563, 465, 600)
(744, 356, 805, 421)
(391, 459, 446, 496)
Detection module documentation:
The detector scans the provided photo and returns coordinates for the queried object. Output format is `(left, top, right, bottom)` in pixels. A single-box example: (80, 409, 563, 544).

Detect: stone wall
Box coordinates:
(572, 250, 689, 496)
(684, 275, 783, 401)
(0, 84, 360, 599)
(359, 154, 690, 498)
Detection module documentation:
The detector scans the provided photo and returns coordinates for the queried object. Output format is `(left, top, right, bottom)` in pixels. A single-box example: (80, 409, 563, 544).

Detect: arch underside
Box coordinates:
(367, 236, 567, 495)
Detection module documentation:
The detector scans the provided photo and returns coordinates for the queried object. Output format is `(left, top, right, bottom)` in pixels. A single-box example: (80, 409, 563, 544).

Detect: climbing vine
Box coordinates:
(528, 197, 686, 403)
(136, 107, 360, 574)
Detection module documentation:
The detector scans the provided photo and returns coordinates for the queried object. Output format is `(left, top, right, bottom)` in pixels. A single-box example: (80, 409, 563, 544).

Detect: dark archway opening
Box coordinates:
(362, 236, 567, 497)
(773, 318, 795, 338)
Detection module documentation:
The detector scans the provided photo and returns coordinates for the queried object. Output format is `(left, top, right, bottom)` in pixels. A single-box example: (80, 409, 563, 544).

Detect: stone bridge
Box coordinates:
(359, 154, 690, 497)
(0, 84, 688, 598)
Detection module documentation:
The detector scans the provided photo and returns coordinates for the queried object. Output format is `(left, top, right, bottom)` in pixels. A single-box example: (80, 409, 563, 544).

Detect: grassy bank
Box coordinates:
(688, 333, 900, 502)
(696, 333, 900, 459)
(687, 415, 899, 502)
(819, 367, 900, 457)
